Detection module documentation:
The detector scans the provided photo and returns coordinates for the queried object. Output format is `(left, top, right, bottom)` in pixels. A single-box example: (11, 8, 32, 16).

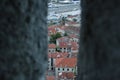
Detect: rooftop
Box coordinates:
(46, 76, 55, 80)
(55, 58, 77, 68)
(48, 44, 56, 49)
(59, 42, 68, 48)
(48, 52, 68, 58)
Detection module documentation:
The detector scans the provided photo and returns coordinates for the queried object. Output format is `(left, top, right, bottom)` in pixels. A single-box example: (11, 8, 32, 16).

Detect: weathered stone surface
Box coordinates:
(78, 0, 120, 80)
(1, 0, 120, 80)
(0, 0, 48, 80)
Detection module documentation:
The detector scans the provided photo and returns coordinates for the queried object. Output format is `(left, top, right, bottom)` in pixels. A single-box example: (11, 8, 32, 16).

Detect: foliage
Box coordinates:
(64, 32, 68, 36)
(73, 68, 77, 76)
(50, 33, 62, 44)
(55, 46, 61, 52)
(60, 17, 67, 25)
(73, 18, 77, 22)
(67, 15, 71, 17)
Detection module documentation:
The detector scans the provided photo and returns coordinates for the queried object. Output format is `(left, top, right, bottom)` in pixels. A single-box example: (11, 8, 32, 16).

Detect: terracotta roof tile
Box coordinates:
(55, 58, 77, 68)
(57, 37, 69, 42)
(68, 42, 78, 48)
(59, 42, 68, 48)
(48, 26, 57, 30)
(48, 52, 68, 58)
(55, 58, 64, 68)
(48, 44, 56, 49)
(72, 46, 78, 50)
(46, 76, 55, 80)
(49, 29, 57, 34)
(69, 34, 78, 38)
(71, 42, 78, 46)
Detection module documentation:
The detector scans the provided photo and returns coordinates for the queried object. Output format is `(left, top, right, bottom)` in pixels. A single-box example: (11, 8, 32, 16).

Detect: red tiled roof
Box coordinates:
(70, 42, 79, 51)
(72, 46, 78, 50)
(57, 37, 69, 42)
(67, 21, 77, 25)
(68, 42, 78, 48)
(59, 42, 68, 48)
(48, 26, 58, 35)
(48, 52, 68, 58)
(48, 44, 56, 49)
(48, 26, 57, 30)
(69, 34, 78, 38)
(46, 76, 55, 80)
(49, 29, 57, 34)
(58, 72, 75, 79)
(55, 58, 64, 68)
(58, 27, 65, 30)
(55, 58, 77, 68)
(65, 26, 80, 33)
(71, 42, 78, 46)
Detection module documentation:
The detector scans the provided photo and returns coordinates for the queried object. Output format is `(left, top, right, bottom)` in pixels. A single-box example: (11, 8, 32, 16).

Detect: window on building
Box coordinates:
(72, 69, 74, 71)
(52, 50, 54, 52)
(67, 68, 69, 71)
(51, 67, 53, 70)
(58, 68, 60, 70)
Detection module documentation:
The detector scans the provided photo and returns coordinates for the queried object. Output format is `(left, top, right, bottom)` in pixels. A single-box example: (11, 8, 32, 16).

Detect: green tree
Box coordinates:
(60, 17, 67, 25)
(56, 46, 61, 52)
(56, 33, 62, 38)
(50, 33, 62, 44)
(73, 18, 77, 22)
(64, 32, 68, 36)
(50, 34, 56, 44)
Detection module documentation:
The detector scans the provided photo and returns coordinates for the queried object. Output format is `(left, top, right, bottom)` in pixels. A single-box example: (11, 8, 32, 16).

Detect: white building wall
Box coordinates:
(56, 28, 65, 36)
(71, 50, 78, 53)
(48, 58, 57, 71)
(48, 48, 56, 53)
(56, 40, 59, 46)
(70, 38, 79, 43)
(73, 38, 79, 42)
(48, 58, 51, 70)
(55, 67, 75, 78)
(60, 48, 68, 52)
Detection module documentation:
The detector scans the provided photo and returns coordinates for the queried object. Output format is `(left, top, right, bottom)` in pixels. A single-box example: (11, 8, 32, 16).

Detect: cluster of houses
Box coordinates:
(47, 6, 80, 79)
(46, 24, 79, 80)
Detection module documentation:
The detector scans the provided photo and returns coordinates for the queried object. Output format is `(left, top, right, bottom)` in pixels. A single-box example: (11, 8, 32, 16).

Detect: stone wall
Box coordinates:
(78, 0, 120, 80)
(0, 0, 120, 80)
(0, 0, 48, 80)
